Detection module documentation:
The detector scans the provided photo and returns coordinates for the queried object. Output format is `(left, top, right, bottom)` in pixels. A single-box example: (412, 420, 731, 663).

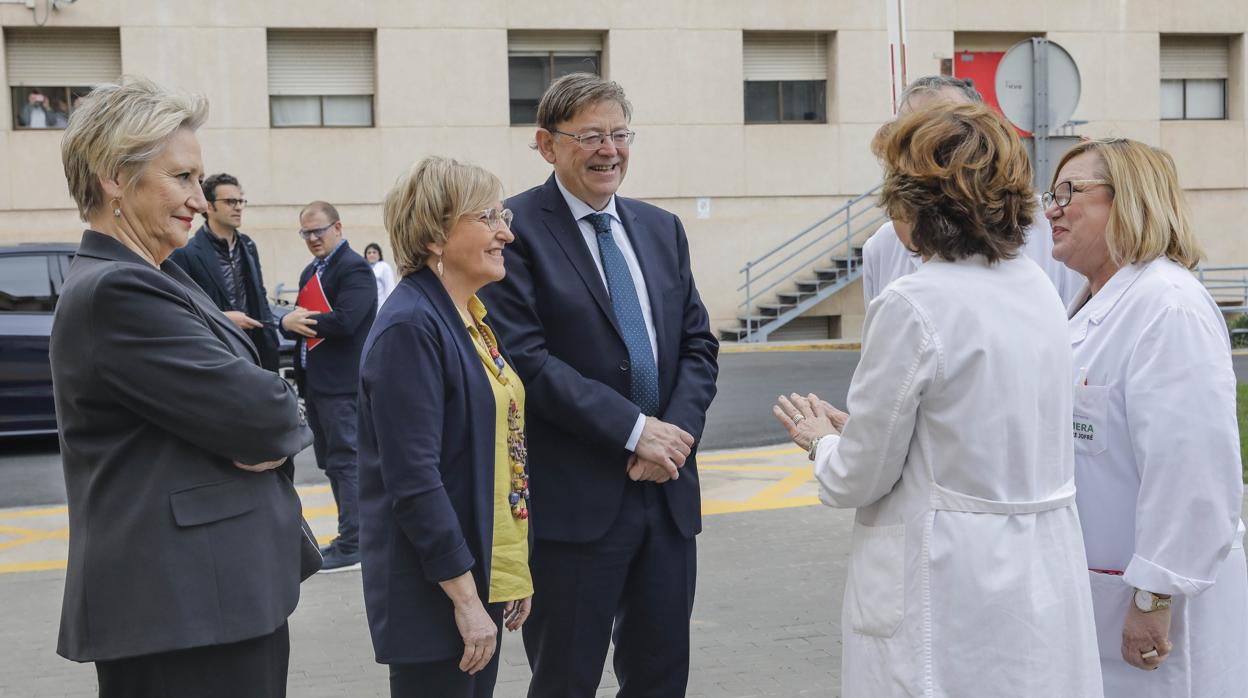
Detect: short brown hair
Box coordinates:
(871, 102, 1033, 263)
(300, 200, 340, 224)
(536, 73, 632, 132)
(384, 156, 503, 277)
(61, 76, 208, 220)
(1050, 139, 1202, 269)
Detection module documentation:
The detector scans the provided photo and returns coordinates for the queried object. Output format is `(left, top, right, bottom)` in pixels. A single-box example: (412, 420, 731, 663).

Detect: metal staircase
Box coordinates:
(722, 183, 886, 343)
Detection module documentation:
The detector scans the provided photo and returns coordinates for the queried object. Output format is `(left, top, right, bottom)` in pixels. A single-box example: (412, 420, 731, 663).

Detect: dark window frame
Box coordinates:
(508, 51, 602, 126)
(1160, 78, 1228, 121)
(743, 79, 828, 125)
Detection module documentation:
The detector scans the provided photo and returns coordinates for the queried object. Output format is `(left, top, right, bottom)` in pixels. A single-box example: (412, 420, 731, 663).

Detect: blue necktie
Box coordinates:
(586, 213, 660, 416)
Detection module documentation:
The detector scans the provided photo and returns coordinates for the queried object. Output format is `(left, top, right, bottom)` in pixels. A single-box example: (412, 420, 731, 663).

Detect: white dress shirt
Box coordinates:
(555, 177, 656, 451)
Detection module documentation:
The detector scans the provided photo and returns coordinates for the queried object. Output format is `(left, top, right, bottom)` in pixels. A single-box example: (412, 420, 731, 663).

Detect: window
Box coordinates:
(4, 28, 121, 130)
(267, 30, 375, 127)
(0, 256, 56, 312)
(1160, 35, 1229, 120)
(743, 33, 828, 124)
(508, 31, 602, 125)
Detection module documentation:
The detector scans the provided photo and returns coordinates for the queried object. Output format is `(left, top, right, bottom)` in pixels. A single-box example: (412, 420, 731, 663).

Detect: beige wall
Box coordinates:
(1, 1, 1246, 337)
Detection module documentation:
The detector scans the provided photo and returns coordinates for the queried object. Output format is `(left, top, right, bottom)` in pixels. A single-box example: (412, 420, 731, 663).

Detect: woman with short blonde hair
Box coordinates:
(384, 156, 504, 277)
(52, 77, 313, 697)
(1046, 138, 1246, 696)
(360, 156, 531, 697)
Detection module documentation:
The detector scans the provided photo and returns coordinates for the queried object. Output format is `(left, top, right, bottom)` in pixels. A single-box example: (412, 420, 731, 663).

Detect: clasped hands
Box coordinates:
(772, 392, 847, 455)
(627, 416, 695, 483)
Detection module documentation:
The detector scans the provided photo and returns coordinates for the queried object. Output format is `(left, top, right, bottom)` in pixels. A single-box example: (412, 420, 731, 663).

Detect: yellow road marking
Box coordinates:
(0, 505, 69, 520)
(0, 446, 823, 575)
(0, 559, 66, 574)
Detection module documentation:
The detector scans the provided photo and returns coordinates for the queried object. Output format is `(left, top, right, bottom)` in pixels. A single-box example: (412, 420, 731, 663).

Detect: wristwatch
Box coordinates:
(1133, 588, 1172, 613)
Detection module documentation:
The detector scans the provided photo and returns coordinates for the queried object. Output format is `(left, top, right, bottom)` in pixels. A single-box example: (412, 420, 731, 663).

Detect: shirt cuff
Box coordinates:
(812, 434, 842, 507)
(1123, 553, 1214, 598)
(625, 413, 647, 452)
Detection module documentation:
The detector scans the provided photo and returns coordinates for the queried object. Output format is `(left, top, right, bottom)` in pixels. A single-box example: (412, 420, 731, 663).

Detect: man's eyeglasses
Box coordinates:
(212, 197, 247, 209)
(297, 221, 338, 240)
(475, 208, 514, 231)
(550, 129, 635, 151)
(1041, 179, 1112, 209)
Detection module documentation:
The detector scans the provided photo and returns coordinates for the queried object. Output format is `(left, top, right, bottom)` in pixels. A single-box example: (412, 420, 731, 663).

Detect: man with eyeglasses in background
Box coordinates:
(479, 73, 719, 697)
(281, 201, 377, 572)
(170, 173, 283, 373)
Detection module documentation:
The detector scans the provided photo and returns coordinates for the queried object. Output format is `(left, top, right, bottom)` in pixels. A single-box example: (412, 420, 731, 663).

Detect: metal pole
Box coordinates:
(744, 263, 754, 342)
(1032, 37, 1051, 190)
(845, 206, 853, 273)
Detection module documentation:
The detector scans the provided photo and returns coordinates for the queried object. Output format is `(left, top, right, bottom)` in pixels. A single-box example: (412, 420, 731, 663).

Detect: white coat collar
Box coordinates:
(1067, 261, 1150, 343)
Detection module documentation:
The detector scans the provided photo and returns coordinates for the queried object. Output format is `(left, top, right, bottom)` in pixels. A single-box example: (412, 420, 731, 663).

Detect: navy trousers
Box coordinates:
(306, 391, 360, 554)
(523, 480, 697, 698)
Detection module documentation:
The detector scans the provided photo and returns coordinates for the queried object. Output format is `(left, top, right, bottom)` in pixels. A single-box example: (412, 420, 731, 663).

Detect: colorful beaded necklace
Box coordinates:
(473, 319, 530, 520)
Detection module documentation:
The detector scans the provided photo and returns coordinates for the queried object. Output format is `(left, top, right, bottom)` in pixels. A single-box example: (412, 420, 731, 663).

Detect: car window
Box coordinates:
(0, 255, 56, 312)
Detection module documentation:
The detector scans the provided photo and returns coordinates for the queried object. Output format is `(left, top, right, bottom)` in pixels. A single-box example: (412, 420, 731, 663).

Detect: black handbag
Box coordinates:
(298, 517, 322, 581)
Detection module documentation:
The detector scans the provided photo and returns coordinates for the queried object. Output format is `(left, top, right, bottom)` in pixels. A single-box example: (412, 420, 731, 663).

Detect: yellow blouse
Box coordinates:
(460, 296, 533, 603)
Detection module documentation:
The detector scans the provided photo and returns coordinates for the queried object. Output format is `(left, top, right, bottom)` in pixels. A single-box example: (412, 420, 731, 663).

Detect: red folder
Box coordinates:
(296, 273, 332, 351)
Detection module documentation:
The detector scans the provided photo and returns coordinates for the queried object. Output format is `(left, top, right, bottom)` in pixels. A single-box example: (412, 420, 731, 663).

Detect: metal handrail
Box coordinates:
(737, 184, 883, 274)
(735, 183, 884, 341)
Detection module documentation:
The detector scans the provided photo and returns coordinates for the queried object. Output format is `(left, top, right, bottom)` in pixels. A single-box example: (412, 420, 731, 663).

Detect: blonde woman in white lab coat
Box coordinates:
(774, 102, 1102, 697)
(1045, 138, 1248, 697)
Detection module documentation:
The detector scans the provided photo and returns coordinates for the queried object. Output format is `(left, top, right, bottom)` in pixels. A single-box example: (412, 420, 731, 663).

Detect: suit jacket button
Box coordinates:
(619, 359, 630, 371)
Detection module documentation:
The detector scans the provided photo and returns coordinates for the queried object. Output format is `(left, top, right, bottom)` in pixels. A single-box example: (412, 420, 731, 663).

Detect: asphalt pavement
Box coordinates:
(0, 351, 859, 508)
(1, 350, 1246, 508)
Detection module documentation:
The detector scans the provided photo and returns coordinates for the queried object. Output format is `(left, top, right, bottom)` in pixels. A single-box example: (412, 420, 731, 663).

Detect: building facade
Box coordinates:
(0, 0, 1244, 339)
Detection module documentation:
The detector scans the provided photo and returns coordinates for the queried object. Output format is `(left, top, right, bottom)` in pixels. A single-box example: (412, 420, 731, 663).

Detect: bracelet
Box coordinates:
(807, 435, 822, 461)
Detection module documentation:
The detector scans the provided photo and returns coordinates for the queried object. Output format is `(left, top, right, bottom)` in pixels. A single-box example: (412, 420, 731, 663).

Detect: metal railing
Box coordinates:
(736, 183, 885, 341)
(1196, 265, 1248, 314)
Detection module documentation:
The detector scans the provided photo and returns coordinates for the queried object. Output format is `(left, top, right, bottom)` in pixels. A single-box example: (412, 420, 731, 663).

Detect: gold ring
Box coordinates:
(792, 413, 805, 422)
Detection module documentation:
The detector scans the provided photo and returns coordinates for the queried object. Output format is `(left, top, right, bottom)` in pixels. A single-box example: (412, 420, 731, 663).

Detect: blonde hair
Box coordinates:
(384, 156, 503, 277)
(871, 102, 1033, 263)
(1051, 138, 1203, 269)
(61, 76, 209, 221)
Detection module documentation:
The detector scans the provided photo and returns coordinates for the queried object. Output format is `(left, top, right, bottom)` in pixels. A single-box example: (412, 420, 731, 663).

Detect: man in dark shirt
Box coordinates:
(170, 173, 281, 372)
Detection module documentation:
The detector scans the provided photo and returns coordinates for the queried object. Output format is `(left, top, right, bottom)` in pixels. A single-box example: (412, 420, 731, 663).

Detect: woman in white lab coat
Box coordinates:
(1045, 138, 1247, 697)
(773, 102, 1102, 697)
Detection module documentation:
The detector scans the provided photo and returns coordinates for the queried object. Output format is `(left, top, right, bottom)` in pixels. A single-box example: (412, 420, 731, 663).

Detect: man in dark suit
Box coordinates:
(281, 201, 377, 572)
(169, 173, 281, 372)
(479, 73, 719, 697)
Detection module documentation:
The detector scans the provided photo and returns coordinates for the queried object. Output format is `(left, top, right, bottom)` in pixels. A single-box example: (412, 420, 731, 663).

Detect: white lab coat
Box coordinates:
(371, 260, 397, 308)
(862, 200, 1084, 306)
(816, 254, 1102, 697)
(1068, 257, 1248, 697)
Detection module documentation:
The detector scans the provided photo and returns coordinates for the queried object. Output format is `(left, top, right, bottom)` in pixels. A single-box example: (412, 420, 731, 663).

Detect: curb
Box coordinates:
(720, 340, 861, 354)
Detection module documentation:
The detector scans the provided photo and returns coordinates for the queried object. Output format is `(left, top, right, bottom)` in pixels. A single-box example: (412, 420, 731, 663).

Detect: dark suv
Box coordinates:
(0, 243, 76, 436)
(0, 243, 295, 438)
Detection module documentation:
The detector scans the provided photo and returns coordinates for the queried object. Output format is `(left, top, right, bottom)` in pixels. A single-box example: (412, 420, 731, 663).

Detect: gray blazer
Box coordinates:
(51, 230, 313, 662)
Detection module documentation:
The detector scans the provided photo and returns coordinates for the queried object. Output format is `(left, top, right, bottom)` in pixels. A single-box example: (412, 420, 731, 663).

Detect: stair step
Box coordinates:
(757, 303, 795, 317)
(795, 278, 830, 292)
(736, 314, 778, 329)
(813, 267, 847, 281)
(830, 256, 861, 269)
(777, 290, 817, 304)
(719, 327, 749, 342)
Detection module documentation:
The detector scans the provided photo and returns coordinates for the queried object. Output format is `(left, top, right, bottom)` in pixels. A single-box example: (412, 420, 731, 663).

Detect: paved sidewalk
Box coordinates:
(0, 445, 852, 697)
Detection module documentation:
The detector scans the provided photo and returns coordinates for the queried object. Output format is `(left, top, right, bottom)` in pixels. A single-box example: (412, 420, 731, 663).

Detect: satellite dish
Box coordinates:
(995, 39, 1080, 133)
